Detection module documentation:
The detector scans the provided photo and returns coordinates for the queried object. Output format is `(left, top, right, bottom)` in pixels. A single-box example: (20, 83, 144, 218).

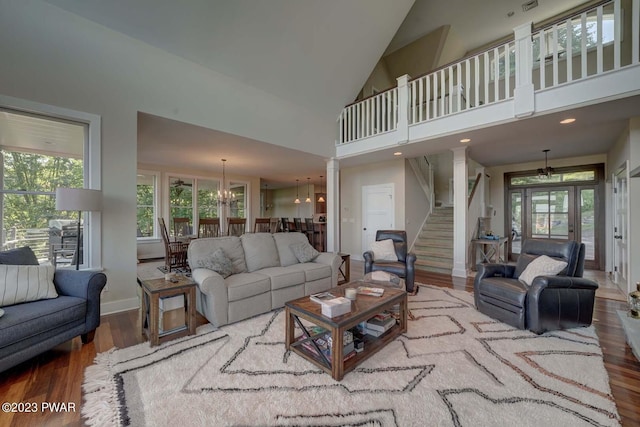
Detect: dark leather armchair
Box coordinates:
(474, 239, 598, 334)
(363, 230, 417, 293)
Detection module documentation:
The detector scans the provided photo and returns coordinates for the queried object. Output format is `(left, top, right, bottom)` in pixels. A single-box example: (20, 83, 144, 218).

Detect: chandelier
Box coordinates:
(217, 159, 236, 206)
(537, 149, 554, 179)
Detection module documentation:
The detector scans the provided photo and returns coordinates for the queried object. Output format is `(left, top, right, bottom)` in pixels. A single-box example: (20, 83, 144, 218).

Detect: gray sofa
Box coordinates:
(188, 232, 341, 327)
(0, 247, 107, 373)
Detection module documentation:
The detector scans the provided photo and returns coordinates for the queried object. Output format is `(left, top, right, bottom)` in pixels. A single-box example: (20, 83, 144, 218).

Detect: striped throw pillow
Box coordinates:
(0, 265, 58, 307)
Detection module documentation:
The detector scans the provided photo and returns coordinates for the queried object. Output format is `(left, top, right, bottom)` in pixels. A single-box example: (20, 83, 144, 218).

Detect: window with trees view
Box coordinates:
(137, 172, 158, 238)
(0, 108, 88, 265)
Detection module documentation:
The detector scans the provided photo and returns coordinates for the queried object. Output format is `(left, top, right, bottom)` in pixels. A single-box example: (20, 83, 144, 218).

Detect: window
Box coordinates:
(169, 176, 194, 238)
(510, 170, 595, 186)
(533, 7, 616, 64)
(197, 179, 219, 219)
(0, 103, 100, 268)
(137, 171, 159, 238)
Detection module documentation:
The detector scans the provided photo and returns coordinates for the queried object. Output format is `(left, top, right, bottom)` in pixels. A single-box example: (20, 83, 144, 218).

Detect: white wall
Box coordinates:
(0, 1, 336, 313)
(404, 159, 430, 248)
(271, 185, 317, 220)
(340, 159, 406, 260)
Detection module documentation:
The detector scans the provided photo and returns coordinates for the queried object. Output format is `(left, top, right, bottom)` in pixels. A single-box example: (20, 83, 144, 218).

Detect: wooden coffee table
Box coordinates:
(285, 282, 407, 381)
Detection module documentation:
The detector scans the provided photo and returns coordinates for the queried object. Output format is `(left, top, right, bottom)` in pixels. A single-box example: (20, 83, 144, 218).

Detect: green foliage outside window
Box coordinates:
(2, 151, 83, 230)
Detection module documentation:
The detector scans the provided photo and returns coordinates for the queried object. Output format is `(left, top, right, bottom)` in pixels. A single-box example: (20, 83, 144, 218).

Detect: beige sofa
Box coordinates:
(188, 232, 341, 327)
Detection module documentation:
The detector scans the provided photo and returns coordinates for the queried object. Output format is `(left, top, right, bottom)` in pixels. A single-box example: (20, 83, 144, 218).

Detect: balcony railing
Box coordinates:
(337, 0, 639, 146)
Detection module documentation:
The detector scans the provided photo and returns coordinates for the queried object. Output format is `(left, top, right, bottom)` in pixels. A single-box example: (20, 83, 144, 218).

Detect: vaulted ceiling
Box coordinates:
(40, 0, 634, 186)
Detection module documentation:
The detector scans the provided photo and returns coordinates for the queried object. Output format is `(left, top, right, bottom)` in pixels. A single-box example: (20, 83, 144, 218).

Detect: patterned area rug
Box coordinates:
(82, 284, 620, 426)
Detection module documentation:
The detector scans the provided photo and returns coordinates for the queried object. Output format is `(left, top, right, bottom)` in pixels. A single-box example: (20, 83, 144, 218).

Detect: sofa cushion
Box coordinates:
(194, 248, 234, 278)
(188, 236, 247, 274)
(240, 233, 280, 272)
(518, 255, 568, 286)
(259, 266, 306, 291)
(225, 272, 271, 302)
(0, 296, 85, 351)
(0, 246, 39, 265)
(273, 232, 310, 267)
(0, 265, 58, 308)
(290, 241, 320, 263)
(289, 262, 331, 282)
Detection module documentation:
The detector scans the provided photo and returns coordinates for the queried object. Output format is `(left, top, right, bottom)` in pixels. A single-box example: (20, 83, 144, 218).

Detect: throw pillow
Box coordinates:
(0, 265, 58, 307)
(518, 255, 568, 286)
(290, 241, 320, 263)
(195, 248, 234, 278)
(370, 239, 397, 261)
(0, 246, 39, 265)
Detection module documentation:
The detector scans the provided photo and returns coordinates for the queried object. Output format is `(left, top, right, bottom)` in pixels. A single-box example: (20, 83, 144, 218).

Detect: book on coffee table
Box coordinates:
(357, 286, 384, 297)
(310, 292, 336, 304)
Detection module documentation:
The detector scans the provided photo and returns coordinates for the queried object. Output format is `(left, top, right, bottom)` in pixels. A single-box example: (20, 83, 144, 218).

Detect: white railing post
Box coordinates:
(513, 22, 535, 117)
(396, 74, 410, 144)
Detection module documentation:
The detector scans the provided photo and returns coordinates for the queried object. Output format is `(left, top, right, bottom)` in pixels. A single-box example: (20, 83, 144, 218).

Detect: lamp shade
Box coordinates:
(55, 188, 102, 211)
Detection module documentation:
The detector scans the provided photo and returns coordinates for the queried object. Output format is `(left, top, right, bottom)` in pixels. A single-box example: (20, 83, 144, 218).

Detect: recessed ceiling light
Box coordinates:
(460, 138, 471, 143)
(393, 151, 402, 156)
(560, 118, 576, 124)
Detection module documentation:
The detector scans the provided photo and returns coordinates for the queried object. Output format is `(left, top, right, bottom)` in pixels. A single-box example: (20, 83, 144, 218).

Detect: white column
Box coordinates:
(513, 22, 535, 117)
(451, 147, 468, 278)
(396, 74, 410, 144)
(326, 157, 340, 252)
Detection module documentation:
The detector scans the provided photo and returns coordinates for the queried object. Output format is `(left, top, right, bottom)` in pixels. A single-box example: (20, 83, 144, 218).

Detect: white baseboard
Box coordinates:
(101, 297, 139, 316)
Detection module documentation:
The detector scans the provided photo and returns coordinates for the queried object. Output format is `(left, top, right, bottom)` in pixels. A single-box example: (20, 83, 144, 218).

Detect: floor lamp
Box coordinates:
(55, 188, 102, 270)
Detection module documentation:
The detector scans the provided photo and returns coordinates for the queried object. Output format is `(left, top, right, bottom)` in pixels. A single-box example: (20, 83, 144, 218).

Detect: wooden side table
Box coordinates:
(338, 253, 350, 285)
(139, 275, 197, 346)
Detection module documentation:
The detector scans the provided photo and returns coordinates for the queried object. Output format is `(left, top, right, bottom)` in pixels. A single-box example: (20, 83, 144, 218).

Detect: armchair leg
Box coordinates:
(81, 330, 96, 344)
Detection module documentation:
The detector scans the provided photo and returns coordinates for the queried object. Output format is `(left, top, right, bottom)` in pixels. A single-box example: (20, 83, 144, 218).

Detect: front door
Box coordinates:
(506, 164, 604, 270)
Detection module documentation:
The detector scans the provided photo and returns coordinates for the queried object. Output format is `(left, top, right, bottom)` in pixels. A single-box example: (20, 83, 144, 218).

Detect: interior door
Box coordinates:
(612, 167, 628, 290)
(361, 184, 394, 254)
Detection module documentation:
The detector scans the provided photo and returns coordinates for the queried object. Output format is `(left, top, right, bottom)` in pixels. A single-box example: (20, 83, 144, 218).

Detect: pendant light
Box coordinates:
(317, 175, 325, 203)
(537, 149, 554, 179)
(305, 177, 311, 203)
(294, 179, 300, 204)
(217, 159, 236, 205)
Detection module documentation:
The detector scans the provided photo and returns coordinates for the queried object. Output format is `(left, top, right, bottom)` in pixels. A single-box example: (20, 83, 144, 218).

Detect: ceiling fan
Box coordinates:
(170, 178, 192, 188)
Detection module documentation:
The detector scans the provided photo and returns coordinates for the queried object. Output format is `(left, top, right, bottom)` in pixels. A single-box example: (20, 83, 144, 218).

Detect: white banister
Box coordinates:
(337, 0, 638, 146)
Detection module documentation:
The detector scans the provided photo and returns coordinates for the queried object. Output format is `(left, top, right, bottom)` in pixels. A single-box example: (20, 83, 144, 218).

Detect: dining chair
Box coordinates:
(198, 217, 220, 238)
(158, 218, 189, 272)
(293, 217, 302, 232)
(304, 218, 320, 250)
(269, 218, 279, 233)
(254, 217, 271, 233)
(173, 217, 192, 240)
(280, 218, 290, 232)
(227, 217, 246, 237)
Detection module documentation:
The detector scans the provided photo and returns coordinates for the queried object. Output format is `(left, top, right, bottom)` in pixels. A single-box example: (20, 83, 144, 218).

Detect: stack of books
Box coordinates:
(296, 329, 356, 362)
(364, 312, 396, 337)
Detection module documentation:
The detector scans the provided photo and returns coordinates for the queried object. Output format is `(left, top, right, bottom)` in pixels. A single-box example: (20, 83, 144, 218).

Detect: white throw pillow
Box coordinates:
(370, 239, 397, 261)
(518, 255, 568, 286)
(0, 265, 58, 307)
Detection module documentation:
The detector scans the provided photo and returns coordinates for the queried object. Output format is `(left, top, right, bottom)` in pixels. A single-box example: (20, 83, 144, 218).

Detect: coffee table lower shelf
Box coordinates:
(285, 286, 407, 381)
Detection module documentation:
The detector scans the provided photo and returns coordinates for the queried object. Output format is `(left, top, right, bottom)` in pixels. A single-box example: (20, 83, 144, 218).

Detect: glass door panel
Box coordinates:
(527, 188, 572, 241)
(580, 188, 595, 261)
(510, 191, 522, 256)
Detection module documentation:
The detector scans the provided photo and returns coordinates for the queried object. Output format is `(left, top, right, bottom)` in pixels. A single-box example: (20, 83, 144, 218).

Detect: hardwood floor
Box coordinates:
(1, 262, 639, 426)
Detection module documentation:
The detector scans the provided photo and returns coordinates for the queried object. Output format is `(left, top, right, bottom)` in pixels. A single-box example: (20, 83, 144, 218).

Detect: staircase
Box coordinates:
(414, 206, 453, 274)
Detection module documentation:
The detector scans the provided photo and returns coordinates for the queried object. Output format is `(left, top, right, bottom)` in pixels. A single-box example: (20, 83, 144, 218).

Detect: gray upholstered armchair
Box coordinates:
(474, 239, 598, 334)
(363, 230, 417, 293)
